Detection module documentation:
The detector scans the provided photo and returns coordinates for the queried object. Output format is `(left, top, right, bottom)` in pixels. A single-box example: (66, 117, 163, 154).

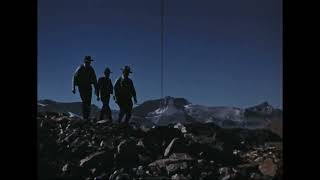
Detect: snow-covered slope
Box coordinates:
(143, 96, 247, 128)
(145, 96, 194, 126)
(184, 104, 245, 126)
(68, 112, 82, 119)
(134, 97, 282, 130)
(38, 103, 47, 107)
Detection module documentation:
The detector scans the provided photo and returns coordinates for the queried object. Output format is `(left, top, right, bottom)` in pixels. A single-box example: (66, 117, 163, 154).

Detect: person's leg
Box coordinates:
(86, 88, 92, 120)
(124, 101, 133, 124)
(105, 96, 112, 121)
(82, 102, 87, 119)
(117, 102, 125, 123)
(79, 86, 92, 120)
(82, 98, 90, 120)
(79, 87, 87, 119)
(99, 102, 106, 120)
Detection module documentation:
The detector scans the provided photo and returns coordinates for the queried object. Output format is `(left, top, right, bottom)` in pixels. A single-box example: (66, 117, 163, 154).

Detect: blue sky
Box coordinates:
(38, 0, 282, 110)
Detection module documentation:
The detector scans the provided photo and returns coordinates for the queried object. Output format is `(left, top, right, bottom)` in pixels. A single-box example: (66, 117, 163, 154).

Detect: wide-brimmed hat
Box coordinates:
(121, 65, 133, 73)
(84, 56, 94, 62)
(104, 67, 112, 74)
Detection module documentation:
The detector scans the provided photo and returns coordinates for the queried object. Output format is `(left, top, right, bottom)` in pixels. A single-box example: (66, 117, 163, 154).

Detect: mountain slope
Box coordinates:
(38, 99, 100, 118)
(133, 97, 190, 117)
(131, 97, 282, 136)
(145, 97, 194, 126)
(37, 98, 282, 136)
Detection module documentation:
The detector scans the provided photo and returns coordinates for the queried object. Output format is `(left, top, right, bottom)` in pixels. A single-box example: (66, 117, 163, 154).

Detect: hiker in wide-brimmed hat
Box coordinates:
(114, 65, 137, 124)
(72, 55, 98, 120)
(97, 67, 114, 121)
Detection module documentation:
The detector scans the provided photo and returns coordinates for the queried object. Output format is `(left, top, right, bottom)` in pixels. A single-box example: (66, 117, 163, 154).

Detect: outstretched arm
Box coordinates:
(130, 80, 137, 103)
(90, 68, 98, 96)
(96, 79, 101, 100)
(72, 67, 80, 94)
(72, 78, 76, 94)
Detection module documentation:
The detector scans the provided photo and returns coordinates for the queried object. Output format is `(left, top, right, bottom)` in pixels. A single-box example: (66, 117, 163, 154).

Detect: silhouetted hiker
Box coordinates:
(114, 65, 137, 124)
(97, 67, 113, 121)
(72, 55, 98, 120)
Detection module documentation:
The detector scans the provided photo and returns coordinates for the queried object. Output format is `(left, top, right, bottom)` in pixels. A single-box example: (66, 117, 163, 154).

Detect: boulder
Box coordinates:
(164, 138, 188, 157)
(171, 173, 188, 180)
(259, 158, 277, 177)
(116, 140, 139, 167)
(79, 150, 114, 169)
(166, 162, 188, 175)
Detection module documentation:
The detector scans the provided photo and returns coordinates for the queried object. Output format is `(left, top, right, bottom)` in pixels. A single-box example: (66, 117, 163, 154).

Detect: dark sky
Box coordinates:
(38, 0, 282, 109)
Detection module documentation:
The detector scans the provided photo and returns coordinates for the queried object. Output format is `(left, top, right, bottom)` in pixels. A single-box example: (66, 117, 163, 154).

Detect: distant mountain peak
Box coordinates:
(258, 101, 272, 107)
(247, 101, 274, 109)
(245, 101, 275, 116)
(160, 96, 191, 109)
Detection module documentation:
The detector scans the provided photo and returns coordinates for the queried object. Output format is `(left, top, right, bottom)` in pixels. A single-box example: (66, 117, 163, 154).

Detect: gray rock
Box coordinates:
(97, 120, 109, 124)
(79, 150, 114, 169)
(259, 158, 277, 177)
(164, 138, 187, 157)
(171, 173, 188, 180)
(166, 162, 188, 175)
(80, 151, 106, 167)
(62, 163, 68, 172)
(115, 173, 130, 180)
(117, 140, 138, 155)
(116, 140, 139, 166)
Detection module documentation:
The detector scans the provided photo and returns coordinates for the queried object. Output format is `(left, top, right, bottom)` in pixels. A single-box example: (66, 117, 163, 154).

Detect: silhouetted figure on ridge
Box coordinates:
(114, 65, 137, 124)
(97, 67, 113, 121)
(72, 55, 98, 120)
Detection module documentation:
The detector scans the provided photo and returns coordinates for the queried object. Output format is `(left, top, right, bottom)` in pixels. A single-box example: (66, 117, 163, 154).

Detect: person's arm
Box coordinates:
(109, 79, 114, 95)
(90, 68, 98, 96)
(130, 79, 137, 103)
(96, 78, 101, 100)
(114, 78, 120, 101)
(72, 66, 80, 94)
(72, 76, 76, 94)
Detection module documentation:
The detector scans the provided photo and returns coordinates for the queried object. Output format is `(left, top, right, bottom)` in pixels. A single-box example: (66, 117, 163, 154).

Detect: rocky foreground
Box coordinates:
(38, 112, 282, 180)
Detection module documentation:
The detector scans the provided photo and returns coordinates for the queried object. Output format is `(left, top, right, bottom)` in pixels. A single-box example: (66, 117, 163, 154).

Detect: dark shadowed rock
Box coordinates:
(138, 154, 153, 165)
(171, 173, 188, 180)
(116, 140, 139, 168)
(133, 97, 190, 117)
(169, 153, 193, 161)
(184, 123, 220, 136)
(117, 140, 138, 155)
(149, 153, 194, 169)
(174, 123, 187, 134)
(38, 111, 282, 180)
(115, 173, 130, 180)
(149, 153, 194, 177)
(146, 127, 183, 144)
(79, 149, 114, 170)
(259, 158, 277, 177)
(94, 173, 108, 180)
(109, 169, 131, 180)
(166, 162, 188, 176)
(135, 165, 145, 177)
(164, 138, 188, 157)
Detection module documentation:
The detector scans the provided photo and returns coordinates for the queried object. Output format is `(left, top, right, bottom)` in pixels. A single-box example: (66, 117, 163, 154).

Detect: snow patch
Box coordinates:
(38, 103, 47, 107)
(146, 97, 187, 125)
(68, 112, 82, 119)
